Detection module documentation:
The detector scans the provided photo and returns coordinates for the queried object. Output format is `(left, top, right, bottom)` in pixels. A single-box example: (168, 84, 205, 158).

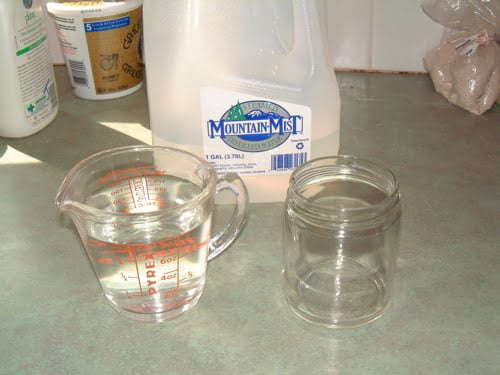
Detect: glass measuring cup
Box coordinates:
(56, 146, 249, 322)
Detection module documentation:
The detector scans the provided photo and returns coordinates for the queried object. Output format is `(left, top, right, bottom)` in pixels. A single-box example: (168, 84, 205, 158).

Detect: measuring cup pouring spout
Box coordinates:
(55, 145, 249, 322)
(55, 181, 87, 218)
(55, 149, 108, 219)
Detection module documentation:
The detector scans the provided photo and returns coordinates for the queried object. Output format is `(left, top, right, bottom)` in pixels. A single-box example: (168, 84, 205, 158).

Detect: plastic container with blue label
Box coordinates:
(143, 0, 341, 202)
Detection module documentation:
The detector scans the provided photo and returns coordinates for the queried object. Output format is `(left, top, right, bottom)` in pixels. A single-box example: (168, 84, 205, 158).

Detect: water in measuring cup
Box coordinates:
(84, 175, 212, 320)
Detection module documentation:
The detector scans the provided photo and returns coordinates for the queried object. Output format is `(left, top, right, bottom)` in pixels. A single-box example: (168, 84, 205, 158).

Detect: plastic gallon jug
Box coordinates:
(0, 0, 59, 138)
(143, 0, 340, 202)
(47, 0, 144, 100)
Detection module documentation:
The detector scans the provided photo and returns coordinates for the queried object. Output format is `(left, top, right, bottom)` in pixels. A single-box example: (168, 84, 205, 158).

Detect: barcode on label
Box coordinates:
(68, 59, 88, 86)
(271, 152, 307, 171)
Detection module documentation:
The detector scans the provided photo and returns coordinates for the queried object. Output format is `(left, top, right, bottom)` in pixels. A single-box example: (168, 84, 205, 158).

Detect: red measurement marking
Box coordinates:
(92, 236, 206, 257)
(110, 187, 131, 196)
(112, 194, 134, 201)
(97, 166, 157, 185)
(126, 291, 143, 299)
(106, 179, 130, 188)
(145, 176, 151, 201)
(160, 256, 177, 264)
(176, 247, 180, 289)
(177, 240, 208, 256)
(136, 201, 169, 209)
(154, 249, 177, 258)
(132, 243, 157, 252)
(89, 235, 206, 260)
(97, 258, 113, 264)
(112, 197, 131, 205)
(163, 290, 179, 299)
(161, 273, 177, 281)
(131, 245, 143, 296)
(163, 299, 187, 309)
(99, 246, 135, 264)
(127, 178, 137, 209)
(143, 170, 168, 177)
(87, 239, 107, 247)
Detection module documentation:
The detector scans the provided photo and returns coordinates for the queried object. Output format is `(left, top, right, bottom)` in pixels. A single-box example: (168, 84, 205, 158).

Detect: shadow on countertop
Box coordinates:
(0, 67, 151, 174)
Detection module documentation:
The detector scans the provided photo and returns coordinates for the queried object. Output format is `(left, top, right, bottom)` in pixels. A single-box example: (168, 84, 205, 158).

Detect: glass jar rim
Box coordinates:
(287, 155, 400, 222)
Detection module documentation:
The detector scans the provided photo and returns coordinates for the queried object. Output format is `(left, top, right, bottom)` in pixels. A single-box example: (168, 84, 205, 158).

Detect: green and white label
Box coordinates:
(14, 0, 57, 126)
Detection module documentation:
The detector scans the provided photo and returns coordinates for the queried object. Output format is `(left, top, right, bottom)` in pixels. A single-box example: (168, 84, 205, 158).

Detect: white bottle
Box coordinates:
(0, 0, 59, 138)
(143, 0, 340, 202)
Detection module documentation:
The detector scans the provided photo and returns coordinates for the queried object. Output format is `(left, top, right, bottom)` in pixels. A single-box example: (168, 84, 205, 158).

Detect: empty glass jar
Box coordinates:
(283, 156, 401, 328)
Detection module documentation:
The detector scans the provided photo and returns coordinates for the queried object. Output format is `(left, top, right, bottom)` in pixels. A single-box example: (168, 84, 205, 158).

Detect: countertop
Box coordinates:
(1, 67, 499, 374)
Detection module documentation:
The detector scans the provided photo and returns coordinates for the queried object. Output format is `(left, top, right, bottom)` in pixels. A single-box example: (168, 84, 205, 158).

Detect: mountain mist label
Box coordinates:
(201, 87, 311, 176)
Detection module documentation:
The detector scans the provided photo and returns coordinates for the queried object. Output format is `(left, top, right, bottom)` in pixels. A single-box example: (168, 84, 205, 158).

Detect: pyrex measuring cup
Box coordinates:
(56, 146, 249, 322)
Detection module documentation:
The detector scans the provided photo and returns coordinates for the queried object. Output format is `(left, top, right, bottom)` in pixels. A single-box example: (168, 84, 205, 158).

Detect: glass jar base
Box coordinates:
(283, 258, 390, 328)
(286, 295, 388, 328)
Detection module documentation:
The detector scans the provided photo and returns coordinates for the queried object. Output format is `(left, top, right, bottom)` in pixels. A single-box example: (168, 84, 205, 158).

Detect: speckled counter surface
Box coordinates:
(1, 67, 499, 374)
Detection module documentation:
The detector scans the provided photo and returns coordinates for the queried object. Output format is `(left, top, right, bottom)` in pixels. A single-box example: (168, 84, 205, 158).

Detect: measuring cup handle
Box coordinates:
(208, 173, 249, 261)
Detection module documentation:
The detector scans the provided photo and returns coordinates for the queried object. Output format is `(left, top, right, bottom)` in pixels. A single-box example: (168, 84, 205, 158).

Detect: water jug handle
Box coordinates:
(291, 0, 329, 68)
(208, 173, 249, 261)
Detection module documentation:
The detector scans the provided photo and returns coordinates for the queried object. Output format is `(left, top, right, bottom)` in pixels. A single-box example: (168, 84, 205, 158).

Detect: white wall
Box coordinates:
(326, 0, 443, 72)
(43, 0, 443, 72)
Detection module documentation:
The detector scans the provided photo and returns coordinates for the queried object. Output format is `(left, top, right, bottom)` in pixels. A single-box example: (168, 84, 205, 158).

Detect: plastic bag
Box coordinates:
(422, 0, 500, 115)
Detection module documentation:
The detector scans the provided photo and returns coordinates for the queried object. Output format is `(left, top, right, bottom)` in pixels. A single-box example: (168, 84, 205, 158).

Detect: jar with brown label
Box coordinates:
(47, 0, 144, 100)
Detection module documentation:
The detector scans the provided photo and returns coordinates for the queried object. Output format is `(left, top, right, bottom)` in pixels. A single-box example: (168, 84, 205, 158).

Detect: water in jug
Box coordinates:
(143, 0, 340, 202)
